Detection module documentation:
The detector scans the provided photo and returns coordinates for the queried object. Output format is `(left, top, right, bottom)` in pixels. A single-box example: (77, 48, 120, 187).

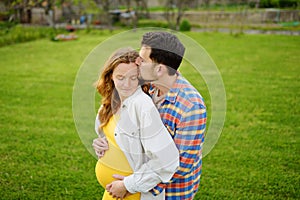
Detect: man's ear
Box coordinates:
(156, 64, 167, 76)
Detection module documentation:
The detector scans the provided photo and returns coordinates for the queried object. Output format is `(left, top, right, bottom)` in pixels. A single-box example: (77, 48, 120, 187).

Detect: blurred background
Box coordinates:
(0, 0, 299, 44)
(0, 0, 299, 199)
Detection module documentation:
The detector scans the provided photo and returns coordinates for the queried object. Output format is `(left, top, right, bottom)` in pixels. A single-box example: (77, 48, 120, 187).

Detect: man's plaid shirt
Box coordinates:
(149, 73, 207, 200)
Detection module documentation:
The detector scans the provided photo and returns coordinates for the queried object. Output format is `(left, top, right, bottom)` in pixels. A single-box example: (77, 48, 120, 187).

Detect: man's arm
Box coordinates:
(151, 104, 207, 195)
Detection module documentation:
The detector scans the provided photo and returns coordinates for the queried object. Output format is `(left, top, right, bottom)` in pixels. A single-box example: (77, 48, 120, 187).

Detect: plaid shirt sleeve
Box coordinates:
(150, 102, 206, 196)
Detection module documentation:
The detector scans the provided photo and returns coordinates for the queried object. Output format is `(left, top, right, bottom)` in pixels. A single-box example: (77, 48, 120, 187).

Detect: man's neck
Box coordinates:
(153, 73, 178, 95)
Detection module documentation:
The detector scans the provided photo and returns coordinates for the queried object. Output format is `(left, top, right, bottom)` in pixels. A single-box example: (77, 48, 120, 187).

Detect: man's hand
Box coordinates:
(92, 137, 109, 159)
(106, 180, 129, 199)
(112, 174, 125, 180)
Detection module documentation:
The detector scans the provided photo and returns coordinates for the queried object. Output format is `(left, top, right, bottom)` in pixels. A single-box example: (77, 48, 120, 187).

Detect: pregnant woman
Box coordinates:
(93, 48, 179, 200)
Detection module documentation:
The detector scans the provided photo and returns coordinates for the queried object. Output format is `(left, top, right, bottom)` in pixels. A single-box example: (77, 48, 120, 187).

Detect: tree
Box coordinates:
(255, 0, 260, 8)
(203, 0, 210, 8)
(136, 0, 149, 18)
(164, 0, 191, 30)
(93, 0, 112, 31)
(119, 0, 149, 28)
(42, 0, 55, 27)
(5, 0, 34, 23)
(5, 0, 57, 25)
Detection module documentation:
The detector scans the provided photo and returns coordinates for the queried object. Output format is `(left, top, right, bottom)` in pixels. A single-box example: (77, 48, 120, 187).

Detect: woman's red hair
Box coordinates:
(96, 48, 139, 128)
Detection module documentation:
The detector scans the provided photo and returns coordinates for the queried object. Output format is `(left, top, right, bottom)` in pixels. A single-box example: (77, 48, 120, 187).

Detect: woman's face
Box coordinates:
(112, 62, 139, 100)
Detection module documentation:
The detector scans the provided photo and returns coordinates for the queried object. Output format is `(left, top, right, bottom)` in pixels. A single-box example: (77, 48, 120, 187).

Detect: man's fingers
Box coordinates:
(124, 191, 131, 198)
(112, 174, 125, 180)
(106, 183, 112, 191)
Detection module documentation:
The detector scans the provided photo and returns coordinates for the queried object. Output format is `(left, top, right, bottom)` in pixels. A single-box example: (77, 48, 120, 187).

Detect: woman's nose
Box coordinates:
(123, 78, 130, 87)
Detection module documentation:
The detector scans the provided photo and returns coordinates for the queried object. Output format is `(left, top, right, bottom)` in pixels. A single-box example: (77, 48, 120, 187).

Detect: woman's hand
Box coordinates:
(92, 137, 109, 159)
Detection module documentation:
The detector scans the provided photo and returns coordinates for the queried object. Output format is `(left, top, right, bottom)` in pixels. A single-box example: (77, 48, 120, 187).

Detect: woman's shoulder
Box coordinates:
(129, 87, 155, 109)
(135, 87, 153, 103)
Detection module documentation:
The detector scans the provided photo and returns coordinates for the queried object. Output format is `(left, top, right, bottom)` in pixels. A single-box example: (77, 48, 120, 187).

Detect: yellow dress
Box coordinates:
(95, 116, 141, 200)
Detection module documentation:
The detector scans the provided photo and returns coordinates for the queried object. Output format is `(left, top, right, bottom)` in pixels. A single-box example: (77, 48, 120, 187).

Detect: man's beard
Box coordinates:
(138, 65, 159, 82)
(138, 76, 157, 83)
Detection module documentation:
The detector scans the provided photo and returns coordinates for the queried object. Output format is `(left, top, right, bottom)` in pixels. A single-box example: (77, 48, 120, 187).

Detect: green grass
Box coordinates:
(187, 32, 300, 199)
(0, 30, 299, 199)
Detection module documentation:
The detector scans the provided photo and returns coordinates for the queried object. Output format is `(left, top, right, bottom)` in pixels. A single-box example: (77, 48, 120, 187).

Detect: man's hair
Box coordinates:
(141, 31, 185, 75)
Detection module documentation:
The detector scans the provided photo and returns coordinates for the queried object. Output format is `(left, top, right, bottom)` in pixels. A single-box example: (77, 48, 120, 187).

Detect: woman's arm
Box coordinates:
(92, 113, 108, 159)
(123, 106, 179, 193)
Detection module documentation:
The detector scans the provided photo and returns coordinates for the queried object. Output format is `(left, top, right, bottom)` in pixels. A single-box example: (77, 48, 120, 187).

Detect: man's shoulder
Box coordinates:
(176, 75, 205, 109)
(176, 89, 205, 111)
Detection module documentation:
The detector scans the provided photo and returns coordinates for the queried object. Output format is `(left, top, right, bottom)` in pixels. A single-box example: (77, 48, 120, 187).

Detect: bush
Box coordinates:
(137, 19, 169, 28)
(179, 19, 191, 32)
(279, 0, 298, 8)
(260, 0, 279, 8)
(0, 25, 65, 47)
(259, 0, 298, 8)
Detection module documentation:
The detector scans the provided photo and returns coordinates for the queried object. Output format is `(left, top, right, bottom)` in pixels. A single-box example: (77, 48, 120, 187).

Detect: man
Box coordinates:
(93, 31, 207, 199)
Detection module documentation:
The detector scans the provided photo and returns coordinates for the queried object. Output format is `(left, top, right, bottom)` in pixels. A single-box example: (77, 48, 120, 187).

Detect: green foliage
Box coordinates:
(279, 0, 299, 8)
(0, 25, 70, 47)
(260, 0, 280, 8)
(179, 19, 191, 31)
(0, 25, 49, 46)
(0, 31, 299, 199)
(148, 6, 167, 12)
(0, 21, 17, 32)
(137, 19, 169, 28)
(259, 0, 299, 8)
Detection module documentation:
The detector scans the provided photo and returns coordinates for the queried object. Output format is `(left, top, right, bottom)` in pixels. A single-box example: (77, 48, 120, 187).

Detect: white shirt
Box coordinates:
(95, 86, 179, 200)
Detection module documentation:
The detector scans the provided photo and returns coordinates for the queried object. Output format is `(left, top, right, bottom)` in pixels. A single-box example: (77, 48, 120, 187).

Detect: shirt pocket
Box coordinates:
(115, 122, 139, 138)
(115, 126, 141, 152)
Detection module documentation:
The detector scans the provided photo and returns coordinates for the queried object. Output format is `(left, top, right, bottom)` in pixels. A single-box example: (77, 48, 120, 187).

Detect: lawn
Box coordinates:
(0, 30, 299, 199)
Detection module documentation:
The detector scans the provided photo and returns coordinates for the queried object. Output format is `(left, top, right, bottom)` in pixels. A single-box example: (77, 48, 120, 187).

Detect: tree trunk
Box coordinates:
(256, 0, 260, 8)
(103, 0, 112, 32)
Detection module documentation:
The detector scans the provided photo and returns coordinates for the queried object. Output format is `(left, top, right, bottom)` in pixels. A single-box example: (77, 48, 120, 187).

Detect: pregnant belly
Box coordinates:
(95, 142, 141, 199)
(95, 141, 133, 187)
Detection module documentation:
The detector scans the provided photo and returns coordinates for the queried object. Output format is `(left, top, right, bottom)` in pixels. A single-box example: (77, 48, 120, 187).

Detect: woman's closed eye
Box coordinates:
(130, 75, 138, 80)
(116, 75, 125, 80)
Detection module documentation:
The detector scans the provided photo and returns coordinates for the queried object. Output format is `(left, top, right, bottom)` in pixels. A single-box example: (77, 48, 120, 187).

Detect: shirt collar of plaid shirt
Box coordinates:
(150, 72, 183, 104)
